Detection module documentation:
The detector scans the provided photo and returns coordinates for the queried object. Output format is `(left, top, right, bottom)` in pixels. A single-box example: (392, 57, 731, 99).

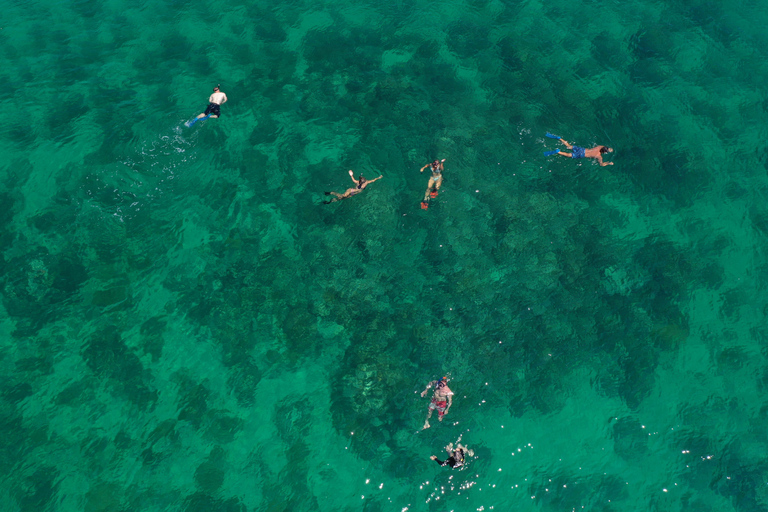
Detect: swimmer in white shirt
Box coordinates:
(196, 85, 228, 119)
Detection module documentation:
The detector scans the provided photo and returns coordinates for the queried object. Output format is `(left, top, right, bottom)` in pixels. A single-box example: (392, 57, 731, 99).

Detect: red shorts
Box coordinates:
(429, 399, 448, 417)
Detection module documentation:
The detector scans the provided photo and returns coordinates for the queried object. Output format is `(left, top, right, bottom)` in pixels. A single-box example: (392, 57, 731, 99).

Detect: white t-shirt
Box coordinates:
(209, 91, 227, 105)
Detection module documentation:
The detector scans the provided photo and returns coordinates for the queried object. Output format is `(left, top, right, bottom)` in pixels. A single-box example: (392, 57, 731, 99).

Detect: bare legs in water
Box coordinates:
(323, 170, 383, 204)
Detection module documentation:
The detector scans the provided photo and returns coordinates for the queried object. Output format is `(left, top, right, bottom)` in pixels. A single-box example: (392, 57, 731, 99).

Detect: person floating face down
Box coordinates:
(420, 376, 453, 429)
(553, 138, 614, 166)
(430, 442, 474, 469)
(420, 159, 446, 209)
(197, 85, 228, 119)
(323, 170, 383, 204)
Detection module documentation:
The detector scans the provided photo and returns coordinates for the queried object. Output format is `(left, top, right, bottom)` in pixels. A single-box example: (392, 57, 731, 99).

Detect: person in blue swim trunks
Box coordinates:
(553, 138, 614, 166)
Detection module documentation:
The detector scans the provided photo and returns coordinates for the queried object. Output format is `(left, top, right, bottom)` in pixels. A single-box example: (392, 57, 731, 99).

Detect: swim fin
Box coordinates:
(430, 190, 438, 198)
(543, 150, 560, 157)
(545, 132, 562, 140)
(421, 201, 429, 210)
(185, 114, 211, 127)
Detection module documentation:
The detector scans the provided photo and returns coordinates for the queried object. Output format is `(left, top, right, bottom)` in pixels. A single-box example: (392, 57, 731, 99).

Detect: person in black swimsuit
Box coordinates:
(323, 170, 382, 204)
(430, 442, 473, 468)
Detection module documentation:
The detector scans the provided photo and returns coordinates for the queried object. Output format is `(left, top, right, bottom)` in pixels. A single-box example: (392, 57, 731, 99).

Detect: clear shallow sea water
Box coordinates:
(3, 0, 768, 510)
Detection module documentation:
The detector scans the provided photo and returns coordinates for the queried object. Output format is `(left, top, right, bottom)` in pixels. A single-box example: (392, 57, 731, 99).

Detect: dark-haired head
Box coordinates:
(357, 174, 366, 188)
(213, 85, 220, 92)
(600, 146, 613, 154)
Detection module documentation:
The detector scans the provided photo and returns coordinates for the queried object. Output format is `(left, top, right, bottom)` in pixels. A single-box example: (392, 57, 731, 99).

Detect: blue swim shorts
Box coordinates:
(571, 146, 585, 159)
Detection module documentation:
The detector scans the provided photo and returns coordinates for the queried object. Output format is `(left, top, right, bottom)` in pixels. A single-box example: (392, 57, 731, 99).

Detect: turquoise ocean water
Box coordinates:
(3, 0, 768, 510)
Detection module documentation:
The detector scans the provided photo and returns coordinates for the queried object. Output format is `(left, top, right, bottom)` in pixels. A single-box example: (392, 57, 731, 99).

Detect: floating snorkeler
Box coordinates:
(430, 442, 474, 469)
(186, 85, 228, 127)
(419, 158, 446, 210)
(420, 376, 454, 429)
(543, 133, 614, 166)
(323, 170, 383, 204)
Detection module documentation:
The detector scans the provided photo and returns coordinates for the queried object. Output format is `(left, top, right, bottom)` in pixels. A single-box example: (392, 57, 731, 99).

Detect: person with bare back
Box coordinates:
(323, 170, 383, 204)
(420, 376, 453, 429)
(543, 133, 614, 166)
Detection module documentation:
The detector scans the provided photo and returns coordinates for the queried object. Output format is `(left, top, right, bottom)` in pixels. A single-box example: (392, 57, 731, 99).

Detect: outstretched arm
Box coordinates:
(420, 164, 429, 173)
(367, 175, 383, 184)
(421, 381, 437, 397)
(597, 155, 614, 166)
(348, 170, 357, 183)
